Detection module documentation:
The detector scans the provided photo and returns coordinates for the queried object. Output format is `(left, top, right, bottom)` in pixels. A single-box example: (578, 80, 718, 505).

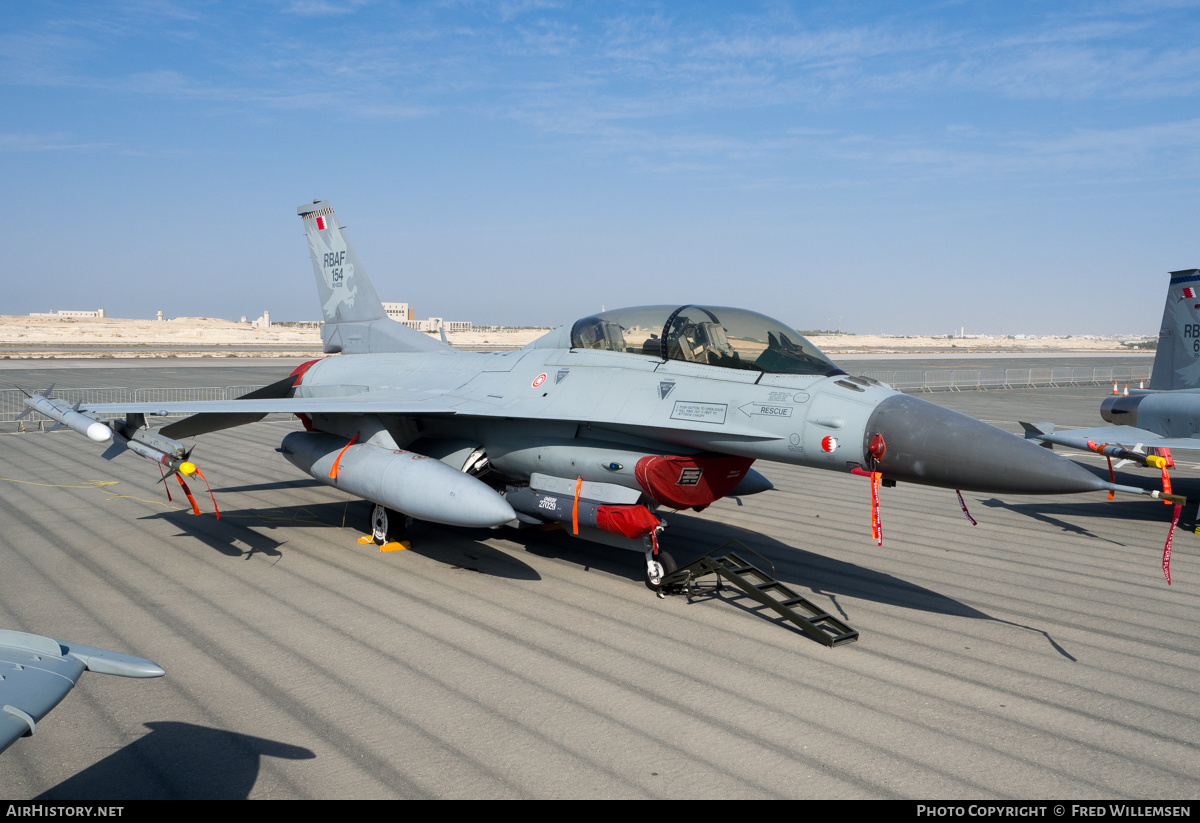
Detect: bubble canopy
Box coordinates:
(569, 305, 846, 377)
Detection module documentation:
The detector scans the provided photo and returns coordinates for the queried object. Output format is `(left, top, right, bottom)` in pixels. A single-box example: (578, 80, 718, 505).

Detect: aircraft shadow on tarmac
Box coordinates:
(656, 516, 1076, 657)
(211, 478, 324, 493)
(35, 721, 314, 800)
(141, 500, 544, 580)
(473, 513, 1017, 633)
(979, 472, 1200, 537)
(143, 499, 1071, 654)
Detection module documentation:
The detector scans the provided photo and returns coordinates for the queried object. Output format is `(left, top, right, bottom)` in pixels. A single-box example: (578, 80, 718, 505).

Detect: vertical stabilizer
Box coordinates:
(297, 201, 446, 354)
(1150, 269, 1200, 390)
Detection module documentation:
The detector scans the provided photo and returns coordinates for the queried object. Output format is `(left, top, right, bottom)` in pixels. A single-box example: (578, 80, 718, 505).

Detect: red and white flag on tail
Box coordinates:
(315, 215, 328, 231)
(1183, 286, 1196, 299)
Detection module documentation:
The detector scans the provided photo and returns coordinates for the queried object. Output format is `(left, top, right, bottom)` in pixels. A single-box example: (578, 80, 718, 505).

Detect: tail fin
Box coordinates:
(297, 201, 446, 354)
(1150, 269, 1200, 390)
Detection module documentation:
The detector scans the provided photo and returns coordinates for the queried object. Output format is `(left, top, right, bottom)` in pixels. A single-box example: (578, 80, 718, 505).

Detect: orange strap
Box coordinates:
(1162, 466, 1173, 505)
(1106, 456, 1115, 501)
(572, 477, 581, 535)
(330, 434, 359, 480)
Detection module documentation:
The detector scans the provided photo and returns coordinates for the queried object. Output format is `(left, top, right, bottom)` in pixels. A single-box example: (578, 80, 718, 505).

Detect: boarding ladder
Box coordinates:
(660, 540, 859, 647)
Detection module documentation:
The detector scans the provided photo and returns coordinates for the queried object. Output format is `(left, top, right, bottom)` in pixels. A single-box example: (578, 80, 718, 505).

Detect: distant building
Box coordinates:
(251, 311, 271, 329)
(399, 317, 473, 333)
(382, 302, 415, 322)
(29, 309, 106, 318)
(385, 302, 471, 332)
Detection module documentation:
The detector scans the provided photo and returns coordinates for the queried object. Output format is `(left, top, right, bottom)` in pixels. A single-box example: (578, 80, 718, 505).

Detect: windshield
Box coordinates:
(569, 304, 845, 377)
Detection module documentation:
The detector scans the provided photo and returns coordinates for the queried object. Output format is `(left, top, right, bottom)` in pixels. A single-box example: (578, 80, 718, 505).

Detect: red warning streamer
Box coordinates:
(955, 490, 978, 526)
(1164, 503, 1181, 585)
(193, 468, 220, 520)
(572, 477, 581, 535)
(870, 471, 882, 546)
(329, 434, 359, 480)
(158, 464, 173, 503)
(176, 474, 200, 516)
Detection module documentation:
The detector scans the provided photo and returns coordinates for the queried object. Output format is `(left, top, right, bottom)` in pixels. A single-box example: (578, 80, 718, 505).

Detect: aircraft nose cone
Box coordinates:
(864, 395, 1109, 495)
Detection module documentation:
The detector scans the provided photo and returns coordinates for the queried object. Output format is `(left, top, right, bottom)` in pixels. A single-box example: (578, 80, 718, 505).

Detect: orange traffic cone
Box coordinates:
(1123, 384, 1129, 396)
(1113, 382, 1119, 394)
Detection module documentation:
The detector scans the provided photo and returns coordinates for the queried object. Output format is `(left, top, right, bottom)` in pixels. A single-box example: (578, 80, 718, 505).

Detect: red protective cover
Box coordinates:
(290, 359, 321, 385)
(634, 454, 755, 510)
(595, 505, 660, 538)
(289, 359, 321, 431)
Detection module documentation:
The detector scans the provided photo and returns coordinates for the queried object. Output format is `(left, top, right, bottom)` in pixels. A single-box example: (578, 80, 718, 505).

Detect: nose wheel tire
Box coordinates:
(644, 549, 677, 592)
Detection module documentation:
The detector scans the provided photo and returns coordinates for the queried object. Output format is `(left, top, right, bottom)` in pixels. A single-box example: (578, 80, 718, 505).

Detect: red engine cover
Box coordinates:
(634, 454, 755, 511)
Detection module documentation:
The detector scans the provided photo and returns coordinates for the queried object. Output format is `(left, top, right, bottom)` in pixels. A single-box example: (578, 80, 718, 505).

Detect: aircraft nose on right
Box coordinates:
(863, 394, 1111, 495)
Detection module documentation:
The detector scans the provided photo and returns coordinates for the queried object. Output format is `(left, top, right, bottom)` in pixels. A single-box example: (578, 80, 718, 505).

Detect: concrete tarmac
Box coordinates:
(0, 358, 1197, 799)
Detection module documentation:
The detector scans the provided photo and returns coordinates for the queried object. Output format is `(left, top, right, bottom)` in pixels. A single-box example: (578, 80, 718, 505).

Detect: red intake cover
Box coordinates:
(289, 359, 321, 431)
(634, 454, 755, 510)
(290, 359, 321, 385)
(595, 505, 660, 538)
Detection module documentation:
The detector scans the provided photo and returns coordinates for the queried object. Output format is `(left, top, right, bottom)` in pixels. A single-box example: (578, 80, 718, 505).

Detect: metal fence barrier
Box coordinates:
(859, 366, 1151, 394)
(1, 385, 268, 427)
(0, 365, 1156, 426)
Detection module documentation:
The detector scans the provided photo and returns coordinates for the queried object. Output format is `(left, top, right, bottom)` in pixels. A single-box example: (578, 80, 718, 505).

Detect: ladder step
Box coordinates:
(666, 541, 859, 647)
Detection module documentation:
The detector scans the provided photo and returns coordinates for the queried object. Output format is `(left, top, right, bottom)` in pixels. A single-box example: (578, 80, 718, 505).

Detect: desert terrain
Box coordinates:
(0, 315, 1149, 357)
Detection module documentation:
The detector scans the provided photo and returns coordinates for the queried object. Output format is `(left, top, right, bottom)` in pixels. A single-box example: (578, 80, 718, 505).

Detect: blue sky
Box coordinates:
(3, 1, 1199, 334)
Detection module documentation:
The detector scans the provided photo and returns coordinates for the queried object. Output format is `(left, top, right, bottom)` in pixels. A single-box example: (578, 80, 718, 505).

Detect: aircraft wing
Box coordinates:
(78, 395, 462, 417)
(1021, 422, 1200, 452)
(0, 630, 164, 755)
(76, 392, 782, 441)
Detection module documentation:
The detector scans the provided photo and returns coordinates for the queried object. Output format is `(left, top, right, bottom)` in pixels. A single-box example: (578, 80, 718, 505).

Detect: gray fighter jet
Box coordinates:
(0, 630, 164, 754)
(23, 202, 1179, 591)
(1022, 269, 1200, 466)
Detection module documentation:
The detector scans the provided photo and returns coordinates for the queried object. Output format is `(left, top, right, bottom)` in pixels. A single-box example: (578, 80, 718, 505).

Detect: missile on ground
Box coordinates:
(280, 431, 517, 528)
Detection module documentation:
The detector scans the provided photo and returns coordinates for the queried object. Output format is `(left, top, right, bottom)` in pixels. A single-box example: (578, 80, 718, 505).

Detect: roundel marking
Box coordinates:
(821, 436, 839, 452)
(532, 373, 548, 388)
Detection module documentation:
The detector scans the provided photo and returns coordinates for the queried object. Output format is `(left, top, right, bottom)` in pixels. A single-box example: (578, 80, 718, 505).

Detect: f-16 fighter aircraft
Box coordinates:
(1023, 268, 1200, 461)
(22, 202, 1180, 594)
(0, 630, 164, 755)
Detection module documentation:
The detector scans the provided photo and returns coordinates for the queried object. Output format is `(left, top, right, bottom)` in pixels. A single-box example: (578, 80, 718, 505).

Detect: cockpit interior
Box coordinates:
(569, 305, 845, 377)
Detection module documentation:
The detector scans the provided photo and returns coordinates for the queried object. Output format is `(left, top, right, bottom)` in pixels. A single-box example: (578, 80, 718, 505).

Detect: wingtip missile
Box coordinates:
(22, 394, 113, 443)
